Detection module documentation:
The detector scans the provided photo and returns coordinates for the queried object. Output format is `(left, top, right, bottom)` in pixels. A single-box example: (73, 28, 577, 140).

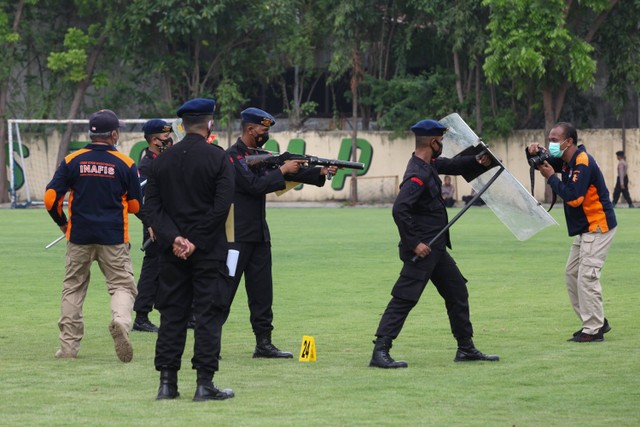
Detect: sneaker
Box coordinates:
(572, 318, 611, 337)
(109, 321, 133, 362)
(568, 331, 604, 342)
(133, 318, 159, 333)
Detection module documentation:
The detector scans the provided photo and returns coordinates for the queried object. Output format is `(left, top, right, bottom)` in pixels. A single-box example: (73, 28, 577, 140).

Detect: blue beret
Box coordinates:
(176, 98, 216, 118)
(240, 107, 275, 128)
(142, 119, 172, 135)
(410, 119, 447, 137)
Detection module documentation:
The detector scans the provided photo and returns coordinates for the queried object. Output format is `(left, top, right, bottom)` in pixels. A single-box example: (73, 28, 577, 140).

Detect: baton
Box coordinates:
(411, 166, 505, 262)
(141, 237, 152, 251)
(45, 234, 65, 249)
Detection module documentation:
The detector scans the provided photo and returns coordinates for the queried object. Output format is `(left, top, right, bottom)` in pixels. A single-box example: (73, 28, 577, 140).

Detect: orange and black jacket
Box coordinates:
(546, 145, 617, 236)
(44, 143, 142, 245)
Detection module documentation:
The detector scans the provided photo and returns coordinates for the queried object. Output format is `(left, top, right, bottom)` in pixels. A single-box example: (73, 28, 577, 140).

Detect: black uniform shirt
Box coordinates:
(393, 154, 486, 254)
(142, 133, 235, 260)
(227, 138, 326, 242)
(136, 148, 157, 226)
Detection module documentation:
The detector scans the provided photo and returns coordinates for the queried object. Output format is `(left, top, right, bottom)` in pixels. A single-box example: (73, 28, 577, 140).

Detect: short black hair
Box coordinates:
(554, 122, 578, 145)
(182, 114, 211, 130)
(616, 150, 625, 157)
(415, 135, 439, 149)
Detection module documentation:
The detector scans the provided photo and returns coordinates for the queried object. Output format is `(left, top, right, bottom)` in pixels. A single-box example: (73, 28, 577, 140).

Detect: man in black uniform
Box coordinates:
(133, 119, 173, 333)
(143, 98, 235, 401)
(370, 119, 499, 369)
(226, 107, 336, 358)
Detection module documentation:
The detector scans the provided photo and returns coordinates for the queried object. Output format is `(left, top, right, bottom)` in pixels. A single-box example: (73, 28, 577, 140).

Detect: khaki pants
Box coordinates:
(565, 227, 616, 334)
(58, 242, 137, 355)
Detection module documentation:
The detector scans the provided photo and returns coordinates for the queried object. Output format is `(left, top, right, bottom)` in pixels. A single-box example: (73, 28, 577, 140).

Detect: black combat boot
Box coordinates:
(156, 369, 179, 400)
(253, 333, 293, 358)
(369, 336, 408, 368)
(193, 370, 234, 402)
(454, 338, 499, 362)
(133, 313, 159, 332)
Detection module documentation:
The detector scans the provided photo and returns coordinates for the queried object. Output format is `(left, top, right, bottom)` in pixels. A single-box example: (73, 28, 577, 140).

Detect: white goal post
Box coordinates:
(7, 119, 151, 208)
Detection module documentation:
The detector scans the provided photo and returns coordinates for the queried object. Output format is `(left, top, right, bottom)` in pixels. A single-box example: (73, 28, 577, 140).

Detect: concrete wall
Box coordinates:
(11, 128, 639, 204)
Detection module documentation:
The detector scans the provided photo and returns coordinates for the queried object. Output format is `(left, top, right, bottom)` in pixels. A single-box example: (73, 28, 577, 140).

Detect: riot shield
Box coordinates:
(440, 113, 557, 241)
(171, 118, 185, 142)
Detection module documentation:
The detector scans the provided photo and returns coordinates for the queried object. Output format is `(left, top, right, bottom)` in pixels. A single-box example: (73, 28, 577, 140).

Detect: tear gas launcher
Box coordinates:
(244, 151, 365, 179)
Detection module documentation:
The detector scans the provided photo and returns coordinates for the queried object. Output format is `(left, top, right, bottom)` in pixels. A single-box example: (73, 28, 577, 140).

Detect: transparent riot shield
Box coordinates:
(440, 113, 557, 241)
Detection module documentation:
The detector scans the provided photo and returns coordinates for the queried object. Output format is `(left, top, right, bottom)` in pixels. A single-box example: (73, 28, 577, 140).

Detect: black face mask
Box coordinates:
(432, 139, 443, 158)
(157, 137, 173, 153)
(255, 132, 269, 147)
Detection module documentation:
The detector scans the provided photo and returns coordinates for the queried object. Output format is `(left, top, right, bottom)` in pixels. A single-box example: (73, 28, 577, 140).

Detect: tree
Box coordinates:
(410, 0, 489, 131)
(48, 23, 107, 164)
(483, 0, 620, 132)
(597, 0, 640, 123)
(263, 0, 329, 129)
(330, 0, 381, 204)
(0, 0, 35, 203)
(215, 78, 247, 148)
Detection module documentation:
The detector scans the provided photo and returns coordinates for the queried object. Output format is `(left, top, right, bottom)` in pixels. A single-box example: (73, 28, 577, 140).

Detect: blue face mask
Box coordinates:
(548, 139, 567, 157)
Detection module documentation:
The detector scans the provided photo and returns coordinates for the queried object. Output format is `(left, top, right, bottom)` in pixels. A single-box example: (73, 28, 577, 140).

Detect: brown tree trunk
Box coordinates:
(475, 58, 482, 135)
(350, 43, 363, 205)
(453, 51, 464, 104)
(56, 32, 107, 165)
(0, 89, 9, 204)
(0, 0, 27, 203)
(542, 86, 556, 203)
(542, 87, 555, 135)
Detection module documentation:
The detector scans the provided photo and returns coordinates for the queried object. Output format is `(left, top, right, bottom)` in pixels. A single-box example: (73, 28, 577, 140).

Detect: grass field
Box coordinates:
(1, 206, 639, 426)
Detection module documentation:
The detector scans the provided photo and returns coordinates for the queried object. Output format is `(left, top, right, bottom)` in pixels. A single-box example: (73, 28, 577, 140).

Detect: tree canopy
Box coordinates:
(1, 0, 639, 200)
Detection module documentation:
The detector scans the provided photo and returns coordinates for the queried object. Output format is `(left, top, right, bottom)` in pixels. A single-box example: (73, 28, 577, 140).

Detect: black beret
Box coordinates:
(176, 98, 216, 118)
(142, 119, 172, 135)
(240, 107, 275, 128)
(410, 119, 447, 137)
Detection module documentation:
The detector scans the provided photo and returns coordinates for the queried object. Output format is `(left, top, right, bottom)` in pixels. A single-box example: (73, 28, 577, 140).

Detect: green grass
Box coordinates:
(1, 207, 639, 426)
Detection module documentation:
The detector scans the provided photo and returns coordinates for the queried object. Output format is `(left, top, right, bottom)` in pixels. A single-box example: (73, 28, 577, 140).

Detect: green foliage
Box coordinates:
(482, 108, 517, 139)
(47, 27, 94, 82)
(359, 72, 459, 135)
(0, 0, 637, 136)
(329, 0, 381, 79)
(483, 0, 618, 108)
(597, 0, 640, 115)
(215, 79, 247, 128)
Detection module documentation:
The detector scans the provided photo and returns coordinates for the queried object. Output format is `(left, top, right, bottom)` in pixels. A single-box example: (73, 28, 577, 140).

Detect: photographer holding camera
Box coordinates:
(526, 122, 616, 343)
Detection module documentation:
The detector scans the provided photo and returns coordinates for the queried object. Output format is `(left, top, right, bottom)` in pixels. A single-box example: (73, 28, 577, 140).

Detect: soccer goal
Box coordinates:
(7, 119, 150, 208)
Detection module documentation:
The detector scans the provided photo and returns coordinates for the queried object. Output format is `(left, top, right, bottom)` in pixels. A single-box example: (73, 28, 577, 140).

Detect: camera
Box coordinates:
(528, 148, 551, 168)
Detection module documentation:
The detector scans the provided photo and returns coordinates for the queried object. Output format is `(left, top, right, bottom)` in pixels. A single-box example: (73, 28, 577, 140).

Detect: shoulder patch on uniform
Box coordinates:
(237, 155, 249, 171)
(572, 170, 581, 183)
(575, 152, 589, 167)
(410, 177, 423, 186)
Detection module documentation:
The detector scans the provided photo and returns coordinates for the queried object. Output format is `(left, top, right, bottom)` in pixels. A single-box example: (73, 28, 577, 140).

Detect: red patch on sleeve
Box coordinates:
(410, 177, 423, 186)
